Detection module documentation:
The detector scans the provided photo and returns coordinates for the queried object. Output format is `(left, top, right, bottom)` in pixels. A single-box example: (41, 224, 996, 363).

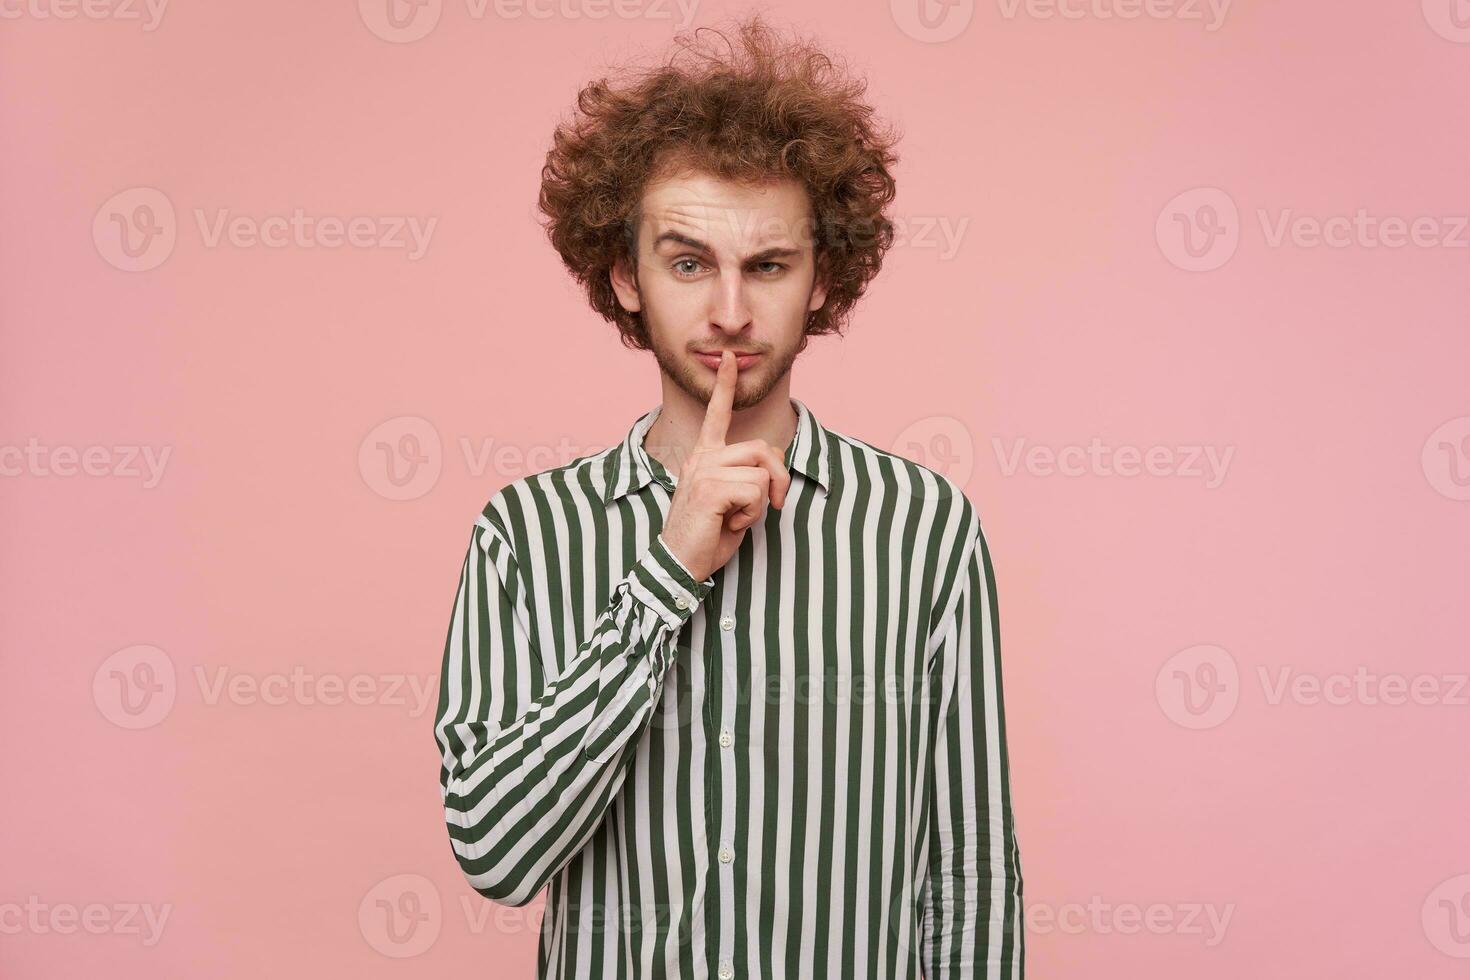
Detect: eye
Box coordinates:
(672, 258, 704, 277)
(755, 261, 787, 275)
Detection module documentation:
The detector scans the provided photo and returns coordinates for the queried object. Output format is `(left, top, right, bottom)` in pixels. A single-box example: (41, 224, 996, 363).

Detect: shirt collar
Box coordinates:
(602, 396, 832, 502)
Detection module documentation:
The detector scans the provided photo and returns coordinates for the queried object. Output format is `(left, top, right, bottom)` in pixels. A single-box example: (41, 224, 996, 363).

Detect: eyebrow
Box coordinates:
(651, 231, 802, 263)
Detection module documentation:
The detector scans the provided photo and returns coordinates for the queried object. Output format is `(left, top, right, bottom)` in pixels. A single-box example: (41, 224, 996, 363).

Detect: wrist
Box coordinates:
(657, 529, 707, 582)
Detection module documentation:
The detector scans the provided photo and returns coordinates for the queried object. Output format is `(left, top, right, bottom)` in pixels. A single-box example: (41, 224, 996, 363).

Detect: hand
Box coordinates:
(658, 350, 792, 582)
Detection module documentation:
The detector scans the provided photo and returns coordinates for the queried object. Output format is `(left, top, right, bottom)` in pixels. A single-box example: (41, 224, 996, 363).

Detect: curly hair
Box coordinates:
(537, 13, 901, 351)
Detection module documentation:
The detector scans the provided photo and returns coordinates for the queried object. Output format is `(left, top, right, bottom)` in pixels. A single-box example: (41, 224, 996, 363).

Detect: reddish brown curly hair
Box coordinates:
(537, 14, 901, 351)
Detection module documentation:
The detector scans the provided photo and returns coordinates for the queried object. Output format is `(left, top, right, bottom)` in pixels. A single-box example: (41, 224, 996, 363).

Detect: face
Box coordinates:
(610, 169, 828, 412)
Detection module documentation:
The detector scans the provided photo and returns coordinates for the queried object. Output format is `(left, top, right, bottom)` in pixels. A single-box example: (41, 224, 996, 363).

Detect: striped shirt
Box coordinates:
(433, 396, 1024, 980)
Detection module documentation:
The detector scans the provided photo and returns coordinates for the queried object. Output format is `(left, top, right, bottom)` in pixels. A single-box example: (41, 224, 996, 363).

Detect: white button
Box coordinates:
(719, 614, 735, 631)
(718, 845, 733, 863)
(675, 596, 689, 610)
(718, 963, 733, 980)
(718, 729, 733, 748)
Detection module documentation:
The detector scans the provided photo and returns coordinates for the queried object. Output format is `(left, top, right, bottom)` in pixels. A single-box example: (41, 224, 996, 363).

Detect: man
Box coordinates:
(432, 16, 1023, 979)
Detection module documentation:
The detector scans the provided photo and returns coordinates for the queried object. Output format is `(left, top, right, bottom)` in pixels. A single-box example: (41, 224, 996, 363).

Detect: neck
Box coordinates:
(644, 372, 798, 475)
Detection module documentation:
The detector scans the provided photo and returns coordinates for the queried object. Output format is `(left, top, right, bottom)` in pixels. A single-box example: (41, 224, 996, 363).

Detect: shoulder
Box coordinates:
(823, 423, 992, 602)
(825, 425, 983, 536)
(472, 443, 620, 551)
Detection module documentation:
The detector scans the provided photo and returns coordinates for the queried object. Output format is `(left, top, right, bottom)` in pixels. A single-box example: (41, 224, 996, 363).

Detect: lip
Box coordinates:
(693, 350, 764, 370)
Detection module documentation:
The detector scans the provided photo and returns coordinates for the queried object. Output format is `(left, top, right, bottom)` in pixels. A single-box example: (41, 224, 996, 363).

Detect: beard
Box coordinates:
(648, 322, 805, 412)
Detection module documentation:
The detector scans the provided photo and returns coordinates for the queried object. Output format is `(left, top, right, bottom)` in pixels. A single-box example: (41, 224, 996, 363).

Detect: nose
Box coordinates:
(708, 275, 753, 334)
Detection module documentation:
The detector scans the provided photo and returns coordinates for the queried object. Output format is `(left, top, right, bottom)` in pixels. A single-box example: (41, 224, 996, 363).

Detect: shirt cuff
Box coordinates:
(626, 532, 716, 631)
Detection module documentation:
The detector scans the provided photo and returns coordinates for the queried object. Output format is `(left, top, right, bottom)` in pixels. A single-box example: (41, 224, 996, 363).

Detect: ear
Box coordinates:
(807, 254, 830, 314)
(609, 254, 642, 314)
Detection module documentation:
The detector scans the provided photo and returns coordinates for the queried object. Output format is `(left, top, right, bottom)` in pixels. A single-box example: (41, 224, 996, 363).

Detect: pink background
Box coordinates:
(3, 0, 1469, 976)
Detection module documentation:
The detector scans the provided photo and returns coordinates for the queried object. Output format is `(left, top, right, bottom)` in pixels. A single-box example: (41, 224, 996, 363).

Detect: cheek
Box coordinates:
(761, 275, 818, 315)
(750, 293, 811, 347)
(643, 276, 709, 320)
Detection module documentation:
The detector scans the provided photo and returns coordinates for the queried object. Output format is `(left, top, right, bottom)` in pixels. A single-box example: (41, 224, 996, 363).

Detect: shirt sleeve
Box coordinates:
(919, 518, 1025, 978)
(432, 511, 715, 907)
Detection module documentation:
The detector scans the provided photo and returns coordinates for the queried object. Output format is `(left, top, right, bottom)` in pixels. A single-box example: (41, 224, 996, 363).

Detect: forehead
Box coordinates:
(636, 170, 813, 253)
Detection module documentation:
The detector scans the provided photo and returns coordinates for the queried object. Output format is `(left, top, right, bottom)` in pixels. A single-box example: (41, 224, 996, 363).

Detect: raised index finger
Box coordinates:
(695, 349, 737, 450)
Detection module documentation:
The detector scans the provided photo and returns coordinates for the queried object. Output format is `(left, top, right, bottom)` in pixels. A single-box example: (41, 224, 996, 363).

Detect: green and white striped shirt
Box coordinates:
(433, 397, 1023, 979)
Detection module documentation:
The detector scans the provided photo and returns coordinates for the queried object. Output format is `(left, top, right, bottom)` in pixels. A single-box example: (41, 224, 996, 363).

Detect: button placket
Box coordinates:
(713, 557, 740, 980)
